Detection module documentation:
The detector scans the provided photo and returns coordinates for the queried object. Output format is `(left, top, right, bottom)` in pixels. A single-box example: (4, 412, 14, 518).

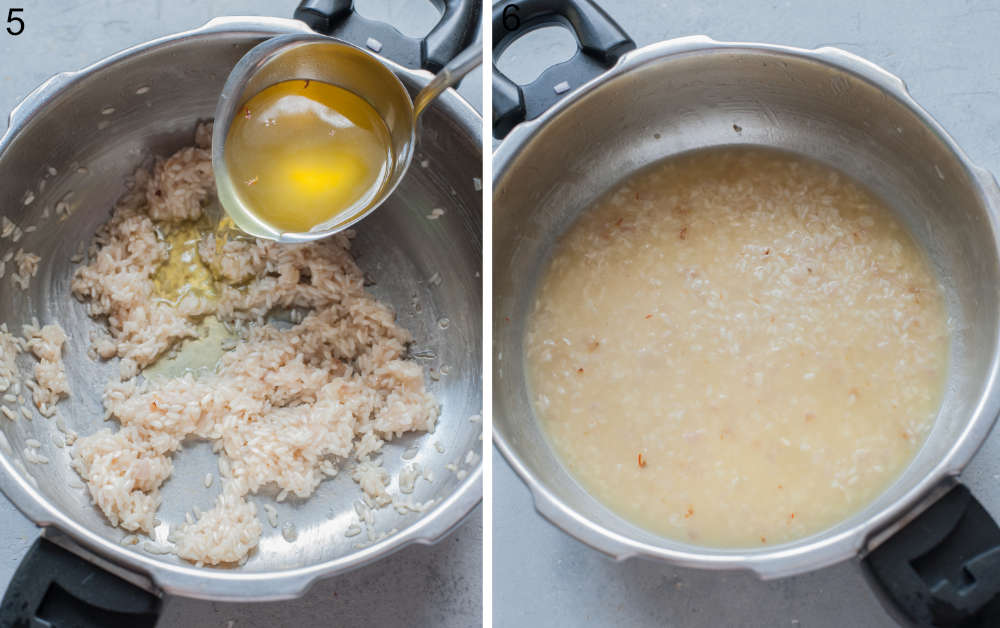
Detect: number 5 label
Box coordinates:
(7, 8, 23, 35)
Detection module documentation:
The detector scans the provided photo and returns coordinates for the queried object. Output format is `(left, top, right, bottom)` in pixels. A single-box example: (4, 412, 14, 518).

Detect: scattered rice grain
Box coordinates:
(263, 504, 278, 528)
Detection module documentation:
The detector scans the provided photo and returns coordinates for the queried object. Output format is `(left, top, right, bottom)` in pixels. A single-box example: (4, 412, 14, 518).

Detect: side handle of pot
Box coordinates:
(491, 0, 635, 139)
(862, 483, 1000, 626)
(0, 536, 160, 627)
(294, 0, 481, 72)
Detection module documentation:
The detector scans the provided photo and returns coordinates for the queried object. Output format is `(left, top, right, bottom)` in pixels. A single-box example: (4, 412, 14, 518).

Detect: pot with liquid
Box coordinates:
(492, 1, 1000, 624)
(0, 4, 481, 624)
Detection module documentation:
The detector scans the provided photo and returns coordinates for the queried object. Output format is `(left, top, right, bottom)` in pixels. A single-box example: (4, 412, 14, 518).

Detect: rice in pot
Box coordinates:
(68, 123, 439, 565)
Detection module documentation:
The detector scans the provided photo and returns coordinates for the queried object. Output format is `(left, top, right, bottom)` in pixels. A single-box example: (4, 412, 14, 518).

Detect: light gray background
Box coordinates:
(0, 2, 481, 627)
(494, 1, 1000, 627)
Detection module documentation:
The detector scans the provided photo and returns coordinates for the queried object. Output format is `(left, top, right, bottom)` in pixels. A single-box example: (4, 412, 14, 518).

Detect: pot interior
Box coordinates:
(494, 43, 1000, 569)
(0, 26, 482, 582)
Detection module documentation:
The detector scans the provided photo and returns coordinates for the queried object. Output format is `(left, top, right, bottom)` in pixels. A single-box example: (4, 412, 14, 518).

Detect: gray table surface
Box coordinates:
(0, 2, 481, 627)
(494, 1, 1000, 627)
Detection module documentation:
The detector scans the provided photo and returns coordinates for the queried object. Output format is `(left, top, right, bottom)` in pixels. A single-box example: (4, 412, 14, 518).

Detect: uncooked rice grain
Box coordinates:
(23, 323, 70, 409)
(263, 504, 278, 528)
(24, 447, 48, 464)
(398, 463, 420, 494)
(11, 249, 40, 291)
(142, 541, 173, 555)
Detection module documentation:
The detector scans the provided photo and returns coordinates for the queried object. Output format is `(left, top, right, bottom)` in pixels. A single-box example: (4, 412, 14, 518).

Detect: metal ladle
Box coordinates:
(211, 33, 481, 242)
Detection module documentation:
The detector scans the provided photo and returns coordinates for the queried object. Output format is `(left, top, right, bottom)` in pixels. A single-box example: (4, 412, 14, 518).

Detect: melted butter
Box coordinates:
(143, 316, 235, 381)
(152, 218, 217, 304)
(147, 215, 238, 380)
(222, 79, 392, 235)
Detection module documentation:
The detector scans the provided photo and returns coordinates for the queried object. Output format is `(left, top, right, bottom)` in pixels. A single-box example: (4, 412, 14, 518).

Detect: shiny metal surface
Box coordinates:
(493, 36, 1000, 579)
(0, 16, 482, 601)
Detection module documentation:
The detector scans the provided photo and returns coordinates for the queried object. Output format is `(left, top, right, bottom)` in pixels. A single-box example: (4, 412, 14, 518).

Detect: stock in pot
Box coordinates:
(492, 1, 1000, 624)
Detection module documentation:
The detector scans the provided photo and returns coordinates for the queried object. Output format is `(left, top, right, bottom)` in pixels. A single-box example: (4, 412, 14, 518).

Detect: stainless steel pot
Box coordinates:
(0, 6, 481, 620)
(493, 1, 1000, 622)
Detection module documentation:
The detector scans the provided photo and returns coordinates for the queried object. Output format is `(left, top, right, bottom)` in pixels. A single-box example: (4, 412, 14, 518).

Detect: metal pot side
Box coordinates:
(0, 17, 483, 601)
(493, 36, 1000, 579)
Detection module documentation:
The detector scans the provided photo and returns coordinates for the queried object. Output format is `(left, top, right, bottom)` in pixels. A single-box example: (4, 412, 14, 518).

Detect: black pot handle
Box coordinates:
(863, 484, 1000, 627)
(294, 0, 480, 72)
(0, 537, 160, 627)
(491, 0, 635, 139)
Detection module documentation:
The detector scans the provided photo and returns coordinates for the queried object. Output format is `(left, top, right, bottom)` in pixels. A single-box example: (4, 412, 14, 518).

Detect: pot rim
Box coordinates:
(0, 15, 483, 602)
(492, 35, 1000, 579)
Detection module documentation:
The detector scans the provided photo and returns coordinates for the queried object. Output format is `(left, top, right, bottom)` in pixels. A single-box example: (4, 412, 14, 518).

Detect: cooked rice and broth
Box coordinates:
(527, 147, 949, 547)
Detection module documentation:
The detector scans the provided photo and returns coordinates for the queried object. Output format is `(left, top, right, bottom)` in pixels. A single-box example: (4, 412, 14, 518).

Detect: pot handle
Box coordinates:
(492, 0, 635, 139)
(293, 0, 480, 72)
(0, 537, 160, 627)
(863, 483, 1000, 626)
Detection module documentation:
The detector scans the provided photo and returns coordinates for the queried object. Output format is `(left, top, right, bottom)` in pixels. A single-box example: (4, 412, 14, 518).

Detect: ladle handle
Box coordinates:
(294, 0, 480, 72)
(413, 43, 482, 119)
